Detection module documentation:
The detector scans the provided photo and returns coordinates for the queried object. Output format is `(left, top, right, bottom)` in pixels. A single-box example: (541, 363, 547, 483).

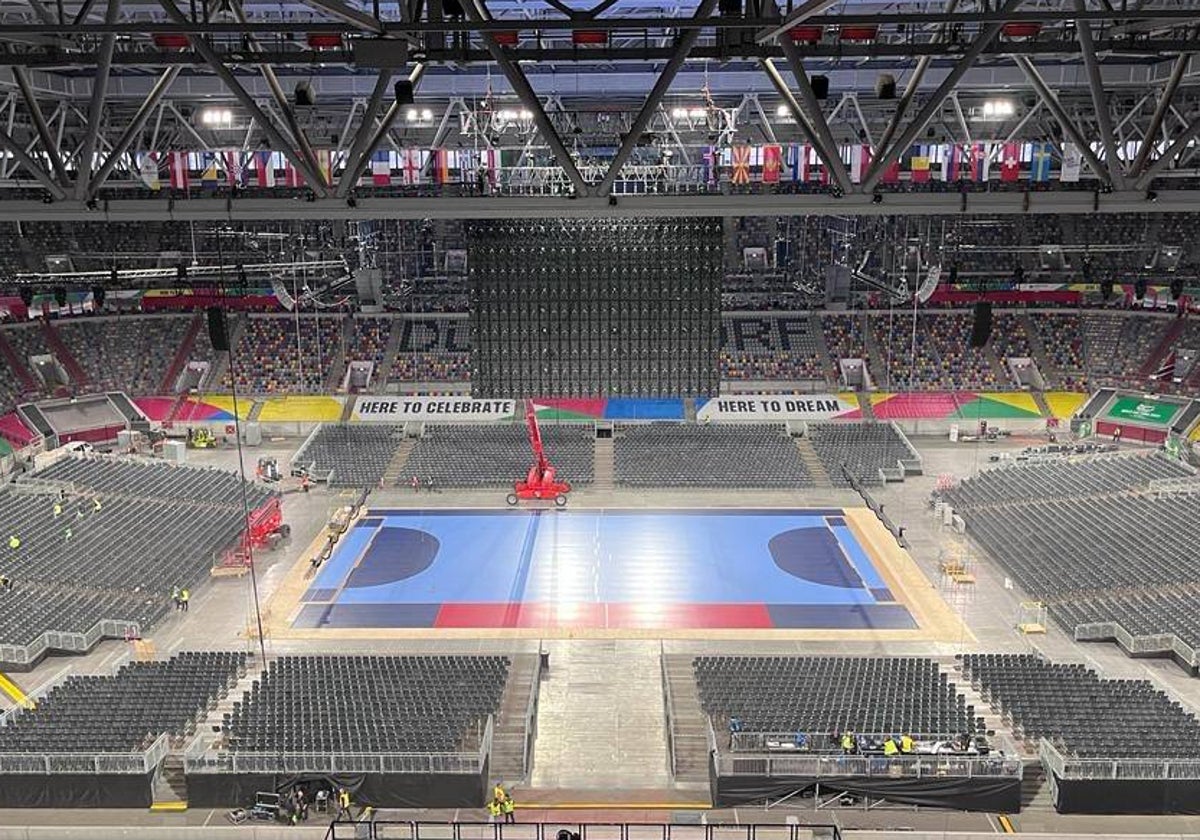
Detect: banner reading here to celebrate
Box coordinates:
(1105, 397, 1180, 426)
(696, 394, 856, 422)
(353, 396, 517, 422)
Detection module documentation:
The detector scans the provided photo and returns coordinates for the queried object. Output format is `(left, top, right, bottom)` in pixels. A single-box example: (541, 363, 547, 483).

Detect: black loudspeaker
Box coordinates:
(811, 75, 829, 100)
(207, 306, 230, 352)
(443, 0, 463, 16)
(718, 0, 742, 15)
(394, 80, 414, 105)
(875, 74, 896, 99)
(970, 302, 993, 348)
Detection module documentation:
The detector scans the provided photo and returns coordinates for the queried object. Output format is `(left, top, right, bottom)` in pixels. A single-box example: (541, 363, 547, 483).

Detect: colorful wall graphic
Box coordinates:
(133, 395, 243, 422)
(258, 396, 344, 423)
(1105, 397, 1181, 427)
(865, 392, 1044, 421)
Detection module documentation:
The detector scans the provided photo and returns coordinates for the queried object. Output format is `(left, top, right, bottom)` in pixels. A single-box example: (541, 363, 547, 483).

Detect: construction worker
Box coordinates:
(336, 787, 352, 821)
(63, 526, 72, 542)
(883, 736, 900, 757)
(410, 475, 420, 493)
(0, 574, 12, 593)
(492, 783, 506, 803)
(52, 501, 62, 518)
(501, 793, 515, 824)
(7, 534, 19, 551)
(179, 588, 190, 612)
(171, 586, 181, 610)
(900, 733, 914, 754)
(300, 474, 311, 494)
(93, 497, 102, 513)
(486, 797, 501, 823)
(840, 731, 856, 754)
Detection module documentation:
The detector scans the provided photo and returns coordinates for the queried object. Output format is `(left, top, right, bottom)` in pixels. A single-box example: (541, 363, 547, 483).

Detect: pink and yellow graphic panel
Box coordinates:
(258, 396, 344, 422)
(869, 392, 1045, 420)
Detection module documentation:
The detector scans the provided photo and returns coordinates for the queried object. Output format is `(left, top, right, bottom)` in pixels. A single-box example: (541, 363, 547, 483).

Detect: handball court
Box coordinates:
(268, 506, 968, 642)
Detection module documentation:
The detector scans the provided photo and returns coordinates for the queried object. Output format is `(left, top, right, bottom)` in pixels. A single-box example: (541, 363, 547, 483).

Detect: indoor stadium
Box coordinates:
(0, 1, 1199, 838)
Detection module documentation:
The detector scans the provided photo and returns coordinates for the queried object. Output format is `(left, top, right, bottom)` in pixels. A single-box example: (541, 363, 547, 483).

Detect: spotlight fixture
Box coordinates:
(199, 106, 234, 126)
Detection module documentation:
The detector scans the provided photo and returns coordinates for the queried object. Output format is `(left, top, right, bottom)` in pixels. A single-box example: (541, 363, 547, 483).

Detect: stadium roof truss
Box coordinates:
(0, 0, 1198, 217)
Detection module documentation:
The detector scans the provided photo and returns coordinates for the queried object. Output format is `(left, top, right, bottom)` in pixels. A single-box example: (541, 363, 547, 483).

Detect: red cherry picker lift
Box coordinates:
(506, 399, 572, 507)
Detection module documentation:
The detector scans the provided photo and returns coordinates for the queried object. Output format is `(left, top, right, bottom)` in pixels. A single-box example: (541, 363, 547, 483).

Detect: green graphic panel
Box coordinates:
(1105, 397, 1179, 426)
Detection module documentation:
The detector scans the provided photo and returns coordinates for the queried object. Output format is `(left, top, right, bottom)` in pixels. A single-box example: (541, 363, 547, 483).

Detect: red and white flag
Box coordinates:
(284, 160, 304, 187)
(168, 151, 189, 190)
(255, 150, 276, 188)
(1000, 142, 1021, 182)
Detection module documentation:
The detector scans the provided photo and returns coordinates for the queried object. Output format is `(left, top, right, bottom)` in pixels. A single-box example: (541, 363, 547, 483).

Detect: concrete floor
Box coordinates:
(6, 431, 1200, 837)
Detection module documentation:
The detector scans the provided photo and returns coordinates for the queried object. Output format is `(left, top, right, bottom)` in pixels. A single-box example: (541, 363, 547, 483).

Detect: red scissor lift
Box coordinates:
(506, 400, 572, 507)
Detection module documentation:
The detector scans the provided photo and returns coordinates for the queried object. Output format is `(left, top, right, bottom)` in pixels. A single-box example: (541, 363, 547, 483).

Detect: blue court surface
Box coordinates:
(294, 508, 915, 631)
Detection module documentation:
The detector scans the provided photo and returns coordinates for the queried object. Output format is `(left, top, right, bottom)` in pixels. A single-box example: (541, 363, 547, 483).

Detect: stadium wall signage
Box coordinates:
(696, 394, 856, 421)
(353, 396, 516, 422)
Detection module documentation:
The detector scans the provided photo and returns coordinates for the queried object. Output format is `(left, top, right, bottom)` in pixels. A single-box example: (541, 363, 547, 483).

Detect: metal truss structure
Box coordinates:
(0, 0, 1199, 218)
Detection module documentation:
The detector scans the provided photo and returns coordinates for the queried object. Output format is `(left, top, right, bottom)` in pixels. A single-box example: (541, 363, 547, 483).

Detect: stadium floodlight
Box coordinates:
(979, 99, 1015, 120)
(199, 107, 233, 127)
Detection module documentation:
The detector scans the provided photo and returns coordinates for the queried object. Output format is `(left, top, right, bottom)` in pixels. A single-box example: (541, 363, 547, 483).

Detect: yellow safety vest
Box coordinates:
(883, 739, 899, 756)
(501, 798, 514, 814)
(8, 536, 18, 549)
(900, 735, 914, 753)
(841, 735, 854, 750)
(487, 801, 501, 817)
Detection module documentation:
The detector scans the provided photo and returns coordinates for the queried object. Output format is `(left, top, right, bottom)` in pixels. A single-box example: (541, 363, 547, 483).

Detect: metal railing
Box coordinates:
(0, 617, 142, 668)
(1072, 621, 1199, 669)
(0, 731, 169, 775)
(660, 645, 677, 778)
(521, 648, 544, 779)
(714, 749, 1022, 780)
(1039, 738, 1200, 781)
(731, 731, 974, 751)
(186, 715, 493, 776)
(328, 822, 842, 840)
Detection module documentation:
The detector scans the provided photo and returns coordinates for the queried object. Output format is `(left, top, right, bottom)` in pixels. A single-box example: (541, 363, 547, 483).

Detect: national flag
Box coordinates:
(969, 142, 989, 181)
(1061, 141, 1083, 183)
(762, 144, 782, 184)
(849, 144, 871, 184)
(255, 150, 276, 188)
(139, 152, 160, 190)
(1031, 141, 1052, 182)
(432, 148, 449, 184)
(223, 150, 245, 187)
(401, 148, 421, 185)
(1151, 349, 1177, 381)
(284, 159, 304, 187)
(1000, 142, 1021, 182)
(730, 145, 751, 185)
(910, 151, 930, 183)
(200, 152, 219, 188)
(314, 149, 332, 186)
(785, 143, 808, 182)
(881, 157, 901, 184)
(168, 151, 189, 190)
(484, 147, 500, 187)
(702, 145, 716, 186)
(941, 143, 960, 182)
(371, 150, 391, 186)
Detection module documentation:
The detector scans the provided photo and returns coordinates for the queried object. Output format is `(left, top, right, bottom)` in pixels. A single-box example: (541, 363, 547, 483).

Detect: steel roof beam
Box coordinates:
(1129, 27, 1200, 176)
(462, 0, 590, 197)
(157, 0, 330, 196)
(338, 62, 426, 192)
(0, 188, 1195, 220)
(86, 66, 179, 198)
(761, 58, 850, 193)
(595, 0, 718, 197)
(13, 65, 69, 186)
(73, 0, 121, 199)
(1135, 113, 1200, 187)
(0, 129, 66, 198)
(862, 0, 1021, 192)
(1074, 0, 1127, 189)
(336, 69, 394, 198)
(1014, 56, 1113, 188)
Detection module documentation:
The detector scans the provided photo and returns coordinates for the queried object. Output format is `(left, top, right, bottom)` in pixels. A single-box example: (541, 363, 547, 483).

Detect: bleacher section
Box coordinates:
(959, 653, 1200, 760)
(54, 316, 196, 394)
(225, 315, 343, 393)
(807, 422, 918, 486)
(0, 457, 277, 667)
(938, 454, 1200, 670)
(292, 424, 405, 487)
(720, 315, 827, 382)
(695, 655, 980, 741)
(402, 424, 593, 487)
(0, 652, 246, 753)
(222, 655, 508, 754)
(614, 424, 812, 487)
